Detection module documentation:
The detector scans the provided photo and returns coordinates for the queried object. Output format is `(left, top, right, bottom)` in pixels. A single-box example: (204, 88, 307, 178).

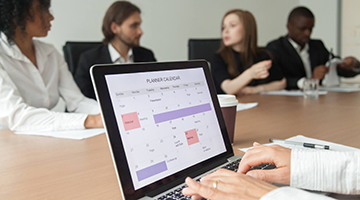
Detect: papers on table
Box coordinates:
(260, 90, 327, 96)
(14, 101, 257, 140)
(237, 102, 258, 111)
(238, 135, 360, 152)
(320, 84, 360, 92)
(323, 58, 344, 87)
(341, 74, 360, 84)
(15, 128, 105, 140)
(321, 58, 360, 91)
(321, 87, 360, 92)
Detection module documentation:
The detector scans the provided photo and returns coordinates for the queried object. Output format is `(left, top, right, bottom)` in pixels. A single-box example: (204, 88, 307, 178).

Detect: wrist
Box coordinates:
(84, 115, 93, 128)
(84, 115, 100, 128)
(244, 68, 255, 80)
(353, 60, 360, 72)
(258, 85, 265, 93)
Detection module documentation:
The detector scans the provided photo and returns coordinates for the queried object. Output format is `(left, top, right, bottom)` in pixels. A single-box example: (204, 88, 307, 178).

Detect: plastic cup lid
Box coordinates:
(217, 94, 238, 107)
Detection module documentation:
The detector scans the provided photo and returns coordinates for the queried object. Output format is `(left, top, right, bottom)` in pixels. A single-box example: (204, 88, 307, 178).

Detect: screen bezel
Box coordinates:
(91, 60, 234, 200)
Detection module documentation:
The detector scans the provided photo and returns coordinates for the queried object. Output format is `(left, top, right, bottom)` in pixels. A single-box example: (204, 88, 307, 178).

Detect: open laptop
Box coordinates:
(90, 60, 241, 200)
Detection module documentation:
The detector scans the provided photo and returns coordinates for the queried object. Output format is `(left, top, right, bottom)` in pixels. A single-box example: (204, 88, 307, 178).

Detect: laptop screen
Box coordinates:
(104, 67, 227, 190)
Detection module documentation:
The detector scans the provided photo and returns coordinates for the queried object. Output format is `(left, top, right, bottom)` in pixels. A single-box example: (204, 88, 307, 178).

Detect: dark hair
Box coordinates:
(218, 9, 261, 78)
(102, 1, 141, 44)
(288, 6, 314, 23)
(0, 0, 51, 44)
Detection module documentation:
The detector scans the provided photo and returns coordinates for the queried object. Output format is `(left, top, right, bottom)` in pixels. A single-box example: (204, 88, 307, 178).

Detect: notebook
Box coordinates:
(90, 60, 240, 200)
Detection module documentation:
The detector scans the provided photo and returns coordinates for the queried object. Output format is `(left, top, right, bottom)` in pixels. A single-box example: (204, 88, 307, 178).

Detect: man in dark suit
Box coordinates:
(75, 1, 156, 99)
(266, 6, 359, 89)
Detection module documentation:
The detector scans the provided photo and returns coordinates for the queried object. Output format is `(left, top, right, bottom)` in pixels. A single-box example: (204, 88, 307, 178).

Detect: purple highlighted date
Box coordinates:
(136, 161, 168, 181)
(153, 103, 211, 124)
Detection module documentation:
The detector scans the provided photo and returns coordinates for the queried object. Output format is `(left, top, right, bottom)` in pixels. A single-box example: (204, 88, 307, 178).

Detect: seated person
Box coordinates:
(75, 1, 156, 100)
(211, 9, 286, 95)
(266, 6, 360, 90)
(0, 0, 103, 131)
(183, 142, 360, 199)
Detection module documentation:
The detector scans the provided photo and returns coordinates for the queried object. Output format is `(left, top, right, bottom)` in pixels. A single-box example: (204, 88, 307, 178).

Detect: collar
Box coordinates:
(0, 32, 28, 62)
(108, 43, 133, 63)
(288, 37, 309, 53)
(0, 32, 54, 63)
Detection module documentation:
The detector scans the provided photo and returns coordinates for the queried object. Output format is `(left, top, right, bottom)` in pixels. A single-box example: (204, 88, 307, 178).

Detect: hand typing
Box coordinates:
(182, 168, 277, 200)
(238, 142, 292, 185)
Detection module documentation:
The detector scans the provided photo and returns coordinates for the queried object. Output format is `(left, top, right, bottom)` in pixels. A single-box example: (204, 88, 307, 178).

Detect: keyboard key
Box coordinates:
(250, 163, 276, 170)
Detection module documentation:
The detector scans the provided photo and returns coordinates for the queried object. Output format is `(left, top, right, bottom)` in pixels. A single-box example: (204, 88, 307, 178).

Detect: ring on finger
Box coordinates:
(213, 180, 221, 189)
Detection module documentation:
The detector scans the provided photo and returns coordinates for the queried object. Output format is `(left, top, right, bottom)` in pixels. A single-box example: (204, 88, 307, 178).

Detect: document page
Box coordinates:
(239, 135, 359, 152)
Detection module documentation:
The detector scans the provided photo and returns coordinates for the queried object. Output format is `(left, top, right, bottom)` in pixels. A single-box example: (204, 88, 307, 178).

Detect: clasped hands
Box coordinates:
(182, 142, 291, 200)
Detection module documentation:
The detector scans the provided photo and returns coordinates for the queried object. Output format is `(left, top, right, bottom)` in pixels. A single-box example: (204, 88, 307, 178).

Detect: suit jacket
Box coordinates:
(266, 35, 358, 89)
(74, 45, 156, 99)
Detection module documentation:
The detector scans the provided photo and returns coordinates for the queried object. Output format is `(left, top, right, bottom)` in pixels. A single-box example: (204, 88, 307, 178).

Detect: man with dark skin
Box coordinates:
(287, 12, 328, 80)
(266, 6, 359, 89)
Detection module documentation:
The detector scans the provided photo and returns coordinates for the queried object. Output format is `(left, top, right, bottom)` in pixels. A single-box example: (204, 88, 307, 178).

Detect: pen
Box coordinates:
(269, 138, 330, 150)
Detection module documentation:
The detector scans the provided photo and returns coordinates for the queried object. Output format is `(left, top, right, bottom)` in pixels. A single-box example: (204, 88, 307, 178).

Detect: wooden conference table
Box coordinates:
(1, 92, 360, 199)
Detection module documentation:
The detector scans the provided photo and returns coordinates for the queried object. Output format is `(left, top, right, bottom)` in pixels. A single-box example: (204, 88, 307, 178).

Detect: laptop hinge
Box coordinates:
(138, 197, 152, 200)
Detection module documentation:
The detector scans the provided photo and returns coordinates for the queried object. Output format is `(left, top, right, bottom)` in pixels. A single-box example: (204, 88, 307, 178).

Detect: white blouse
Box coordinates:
(261, 148, 360, 199)
(0, 32, 99, 131)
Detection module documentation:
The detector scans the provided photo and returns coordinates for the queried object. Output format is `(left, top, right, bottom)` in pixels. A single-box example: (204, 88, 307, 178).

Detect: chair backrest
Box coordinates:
(63, 41, 103, 75)
(188, 39, 221, 63)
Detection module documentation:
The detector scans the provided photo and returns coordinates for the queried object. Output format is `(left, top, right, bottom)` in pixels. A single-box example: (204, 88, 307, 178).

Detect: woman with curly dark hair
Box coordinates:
(0, 0, 103, 131)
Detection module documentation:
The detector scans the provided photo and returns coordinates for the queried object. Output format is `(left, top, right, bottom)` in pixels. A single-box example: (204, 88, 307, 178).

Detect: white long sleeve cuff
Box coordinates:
(261, 187, 335, 200)
(291, 149, 360, 194)
(297, 77, 306, 89)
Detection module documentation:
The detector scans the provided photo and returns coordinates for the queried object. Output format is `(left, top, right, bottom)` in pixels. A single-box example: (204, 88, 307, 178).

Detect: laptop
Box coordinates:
(90, 60, 241, 200)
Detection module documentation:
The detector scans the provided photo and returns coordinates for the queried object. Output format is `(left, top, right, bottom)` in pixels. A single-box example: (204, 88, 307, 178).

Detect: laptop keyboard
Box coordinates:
(156, 159, 276, 200)
(156, 185, 192, 200)
(250, 163, 277, 170)
(221, 158, 241, 172)
(157, 158, 242, 200)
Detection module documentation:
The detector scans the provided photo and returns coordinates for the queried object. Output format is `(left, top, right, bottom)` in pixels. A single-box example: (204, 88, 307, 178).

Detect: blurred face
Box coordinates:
(25, 0, 54, 37)
(222, 13, 244, 48)
(112, 12, 143, 47)
(287, 16, 314, 47)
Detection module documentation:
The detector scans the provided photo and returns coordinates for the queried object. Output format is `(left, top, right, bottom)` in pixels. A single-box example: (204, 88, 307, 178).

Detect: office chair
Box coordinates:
(63, 41, 103, 75)
(188, 39, 221, 64)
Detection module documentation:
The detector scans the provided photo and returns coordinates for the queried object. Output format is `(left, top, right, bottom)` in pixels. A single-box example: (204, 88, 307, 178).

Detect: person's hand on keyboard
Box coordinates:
(238, 142, 291, 185)
(182, 168, 277, 200)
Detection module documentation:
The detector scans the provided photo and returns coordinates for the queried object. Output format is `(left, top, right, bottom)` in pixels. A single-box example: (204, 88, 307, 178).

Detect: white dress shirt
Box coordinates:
(0, 32, 99, 131)
(261, 148, 360, 199)
(108, 43, 133, 64)
(288, 38, 312, 89)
